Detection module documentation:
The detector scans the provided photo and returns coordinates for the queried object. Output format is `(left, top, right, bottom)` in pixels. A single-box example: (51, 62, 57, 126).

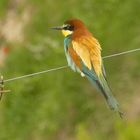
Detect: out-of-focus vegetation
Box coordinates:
(0, 0, 140, 140)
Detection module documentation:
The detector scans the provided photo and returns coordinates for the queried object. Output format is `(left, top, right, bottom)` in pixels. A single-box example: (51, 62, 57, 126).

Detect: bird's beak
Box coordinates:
(50, 26, 63, 30)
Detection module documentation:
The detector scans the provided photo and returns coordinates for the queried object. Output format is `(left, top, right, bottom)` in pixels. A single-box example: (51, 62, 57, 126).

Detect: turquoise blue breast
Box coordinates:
(64, 36, 80, 72)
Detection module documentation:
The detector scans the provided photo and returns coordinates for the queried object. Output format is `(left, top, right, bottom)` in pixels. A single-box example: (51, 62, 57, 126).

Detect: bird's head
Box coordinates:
(51, 19, 86, 37)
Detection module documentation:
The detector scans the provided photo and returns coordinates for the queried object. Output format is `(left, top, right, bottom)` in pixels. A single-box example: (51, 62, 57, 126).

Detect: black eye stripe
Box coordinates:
(63, 25, 74, 31)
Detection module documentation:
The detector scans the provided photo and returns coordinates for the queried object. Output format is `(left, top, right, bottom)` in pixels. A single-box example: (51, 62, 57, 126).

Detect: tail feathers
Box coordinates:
(98, 75, 123, 117)
(107, 96, 123, 118)
(87, 73, 123, 118)
(96, 77, 119, 111)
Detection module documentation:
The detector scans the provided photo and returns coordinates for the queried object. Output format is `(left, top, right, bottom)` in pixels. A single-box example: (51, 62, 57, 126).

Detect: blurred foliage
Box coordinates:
(0, 0, 140, 140)
(115, 120, 140, 140)
(0, 0, 8, 17)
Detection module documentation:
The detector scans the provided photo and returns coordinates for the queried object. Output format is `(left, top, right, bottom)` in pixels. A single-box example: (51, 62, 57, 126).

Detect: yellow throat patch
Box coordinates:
(62, 30, 73, 37)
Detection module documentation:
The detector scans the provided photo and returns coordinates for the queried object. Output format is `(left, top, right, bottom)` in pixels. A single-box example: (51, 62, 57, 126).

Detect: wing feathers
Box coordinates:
(72, 41, 92, 70)
(72, 36, 102, 76)
(68, 47, 81, 69)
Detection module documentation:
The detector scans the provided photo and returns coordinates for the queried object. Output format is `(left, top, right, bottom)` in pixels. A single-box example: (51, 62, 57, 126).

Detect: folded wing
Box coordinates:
(72, 36, 102, 76)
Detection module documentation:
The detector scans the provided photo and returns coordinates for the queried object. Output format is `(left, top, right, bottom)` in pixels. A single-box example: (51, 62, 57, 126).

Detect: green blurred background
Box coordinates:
(0, 0, 140, 139)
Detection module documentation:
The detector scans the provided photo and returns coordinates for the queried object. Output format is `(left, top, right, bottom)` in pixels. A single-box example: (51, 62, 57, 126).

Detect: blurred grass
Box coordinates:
(0, 0, 140, 140)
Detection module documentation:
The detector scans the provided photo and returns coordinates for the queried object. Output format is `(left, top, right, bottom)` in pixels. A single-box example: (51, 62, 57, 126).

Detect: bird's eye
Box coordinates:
(63, 25, 74, 31)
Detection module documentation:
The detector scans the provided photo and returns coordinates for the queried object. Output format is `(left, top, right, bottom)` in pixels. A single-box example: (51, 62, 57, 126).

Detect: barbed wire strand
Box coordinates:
(4, 48, 140, 83)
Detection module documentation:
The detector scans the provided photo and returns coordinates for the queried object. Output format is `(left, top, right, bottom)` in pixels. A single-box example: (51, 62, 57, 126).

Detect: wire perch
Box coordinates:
(0, 76, 10, 100)
(0, 48, 139, 100)
(3, 47, 140, 83)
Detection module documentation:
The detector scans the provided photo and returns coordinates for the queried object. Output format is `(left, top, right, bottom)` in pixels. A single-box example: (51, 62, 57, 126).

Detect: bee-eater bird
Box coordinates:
(51, 19, 123, 117)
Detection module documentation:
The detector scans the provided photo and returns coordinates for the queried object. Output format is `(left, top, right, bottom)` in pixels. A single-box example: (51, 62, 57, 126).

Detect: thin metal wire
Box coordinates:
(102, 48, 140, 59)
(4, 48, 140, 83)
(4, 66, 68, 83)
